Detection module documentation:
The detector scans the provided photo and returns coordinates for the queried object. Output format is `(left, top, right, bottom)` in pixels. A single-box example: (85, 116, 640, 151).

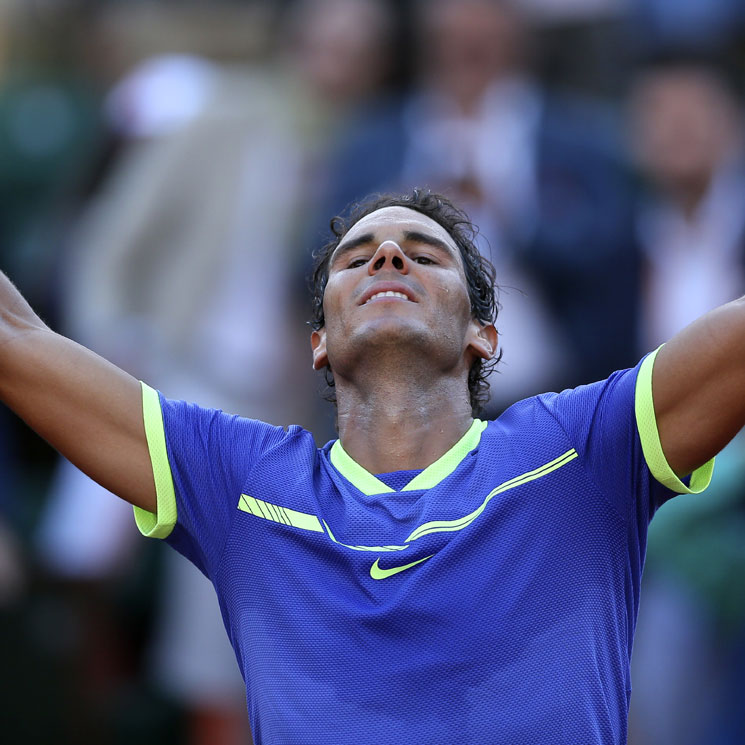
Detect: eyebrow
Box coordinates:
(332, 229, 456, 265)
(402, 230, 455, 256)
(332, 233, 375, 262)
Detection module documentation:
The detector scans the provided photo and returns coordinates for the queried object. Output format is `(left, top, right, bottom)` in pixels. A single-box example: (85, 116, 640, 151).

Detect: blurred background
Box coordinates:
(1, 0, 744, 743)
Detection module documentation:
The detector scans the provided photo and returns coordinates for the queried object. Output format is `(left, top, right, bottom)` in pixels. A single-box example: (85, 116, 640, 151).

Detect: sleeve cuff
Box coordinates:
(635, 346, 715, 494)
(133, 382, 178, 538)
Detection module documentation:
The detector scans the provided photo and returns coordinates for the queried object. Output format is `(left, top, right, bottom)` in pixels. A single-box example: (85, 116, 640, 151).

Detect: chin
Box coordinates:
(337, 327, 449, 374)
(354, 318, 434, 347)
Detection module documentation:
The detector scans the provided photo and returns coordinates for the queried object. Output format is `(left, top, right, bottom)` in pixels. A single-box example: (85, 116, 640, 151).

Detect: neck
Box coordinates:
(657, 169, 714, 220)
(333, 356, 475, 475)
(670, 181, 710, 219)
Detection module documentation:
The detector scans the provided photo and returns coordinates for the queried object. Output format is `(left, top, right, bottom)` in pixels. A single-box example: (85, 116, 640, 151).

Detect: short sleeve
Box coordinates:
(634, 348, 714, 494)
(539, 352, 714, 524)
(133, 382, 291, 577)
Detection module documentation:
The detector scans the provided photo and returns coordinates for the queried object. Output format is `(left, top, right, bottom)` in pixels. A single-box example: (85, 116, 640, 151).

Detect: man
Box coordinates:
(0, 189, 737, 743)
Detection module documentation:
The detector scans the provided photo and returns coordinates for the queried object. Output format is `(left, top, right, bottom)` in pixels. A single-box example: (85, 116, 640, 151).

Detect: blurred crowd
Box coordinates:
(1, 1, 745, 743)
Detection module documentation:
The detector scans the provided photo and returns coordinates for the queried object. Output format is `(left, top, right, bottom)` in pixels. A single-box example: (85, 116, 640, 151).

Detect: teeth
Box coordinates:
(366, 291, 409, 304)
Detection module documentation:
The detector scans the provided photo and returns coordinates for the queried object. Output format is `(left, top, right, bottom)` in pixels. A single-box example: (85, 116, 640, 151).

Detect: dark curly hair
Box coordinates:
(309, 188, 501, 415)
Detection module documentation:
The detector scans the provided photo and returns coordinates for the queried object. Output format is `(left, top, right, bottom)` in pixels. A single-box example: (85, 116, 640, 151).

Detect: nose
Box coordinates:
(368, 240, 409, 275)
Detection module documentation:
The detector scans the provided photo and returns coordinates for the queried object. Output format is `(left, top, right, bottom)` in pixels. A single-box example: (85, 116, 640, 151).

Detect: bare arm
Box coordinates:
(653, 296, 745, 477)
(0, 271, 156, 512)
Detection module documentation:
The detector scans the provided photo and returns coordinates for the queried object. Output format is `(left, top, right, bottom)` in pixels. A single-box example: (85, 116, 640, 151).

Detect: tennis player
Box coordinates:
(0, 190, 736, 743)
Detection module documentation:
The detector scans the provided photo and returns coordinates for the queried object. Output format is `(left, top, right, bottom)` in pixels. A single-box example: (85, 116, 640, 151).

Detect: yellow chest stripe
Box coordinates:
(237, 448, 578, 548)
(238, 494, 324, 533)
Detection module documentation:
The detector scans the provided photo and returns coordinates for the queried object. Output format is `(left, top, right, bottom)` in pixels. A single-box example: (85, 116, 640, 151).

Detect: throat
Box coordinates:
(336, 400, 475, 475)
(332, 354, 476, 474)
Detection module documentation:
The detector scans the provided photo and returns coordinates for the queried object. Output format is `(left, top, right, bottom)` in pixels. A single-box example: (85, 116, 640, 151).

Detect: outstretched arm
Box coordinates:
(653, 296, 745, 477)
(0, 271, 156, 512)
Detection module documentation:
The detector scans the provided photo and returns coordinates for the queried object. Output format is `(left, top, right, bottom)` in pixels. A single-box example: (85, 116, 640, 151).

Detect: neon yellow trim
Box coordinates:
(330, 419, 486, 495)
(321, 448, 578, 551)
(369, 555, 433, 580)
(322, 520, 409, 552)
(329, 441, 395, 495)
(405, 449, 578, 542)
(635, 347, 715, 494)
(403, 419, 487, 490)
(133, 382, 178, 539)
(238, 494, 324, 532)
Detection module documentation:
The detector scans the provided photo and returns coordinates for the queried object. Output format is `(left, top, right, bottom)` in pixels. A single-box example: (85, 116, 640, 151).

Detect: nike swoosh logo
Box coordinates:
(369, 554, 433, 580)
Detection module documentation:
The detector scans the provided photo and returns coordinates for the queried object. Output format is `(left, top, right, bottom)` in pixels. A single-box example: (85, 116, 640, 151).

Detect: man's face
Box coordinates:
(311, 206, 495, 377)
(631, 67, 741, 190)
(419, 0, 523, 103)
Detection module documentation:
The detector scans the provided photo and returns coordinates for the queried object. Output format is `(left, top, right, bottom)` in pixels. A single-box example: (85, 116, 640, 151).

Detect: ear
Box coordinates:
(466, 321, 498, 362)
(311, 328, 328, 370)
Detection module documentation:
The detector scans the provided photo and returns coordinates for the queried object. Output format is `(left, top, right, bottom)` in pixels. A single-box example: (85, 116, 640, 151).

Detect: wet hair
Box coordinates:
(309, 188, 501, 415)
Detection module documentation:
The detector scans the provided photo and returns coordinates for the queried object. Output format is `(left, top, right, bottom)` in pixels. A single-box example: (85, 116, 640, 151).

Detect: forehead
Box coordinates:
(341, 205, 458, 247)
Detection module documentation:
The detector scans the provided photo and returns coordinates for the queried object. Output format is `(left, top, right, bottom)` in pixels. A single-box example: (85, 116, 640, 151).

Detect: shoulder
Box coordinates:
(485, 361, 645, 453)
(146, 384, 318, 465)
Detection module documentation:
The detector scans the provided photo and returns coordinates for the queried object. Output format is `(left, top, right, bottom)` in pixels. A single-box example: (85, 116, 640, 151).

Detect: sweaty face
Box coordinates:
(311, 206, 494, 376)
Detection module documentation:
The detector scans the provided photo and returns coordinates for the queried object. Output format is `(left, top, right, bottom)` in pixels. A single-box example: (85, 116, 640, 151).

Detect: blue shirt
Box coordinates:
(134, 350, 713, 744)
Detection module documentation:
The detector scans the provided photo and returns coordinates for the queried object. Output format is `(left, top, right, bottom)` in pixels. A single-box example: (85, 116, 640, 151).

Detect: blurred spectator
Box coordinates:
(322, 0, 640, 412)
(627, 53, 745, 745)
(630, 56, 745, 352)
(282, 0, 395, 109)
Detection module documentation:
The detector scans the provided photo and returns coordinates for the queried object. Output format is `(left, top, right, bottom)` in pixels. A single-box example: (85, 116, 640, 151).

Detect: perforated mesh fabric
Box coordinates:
(375, 469, 423, 491)
(134, 356, 713, 744)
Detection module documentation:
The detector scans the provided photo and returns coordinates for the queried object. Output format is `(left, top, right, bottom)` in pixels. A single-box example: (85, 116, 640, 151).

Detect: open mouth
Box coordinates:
(364, 291, 412, 305)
